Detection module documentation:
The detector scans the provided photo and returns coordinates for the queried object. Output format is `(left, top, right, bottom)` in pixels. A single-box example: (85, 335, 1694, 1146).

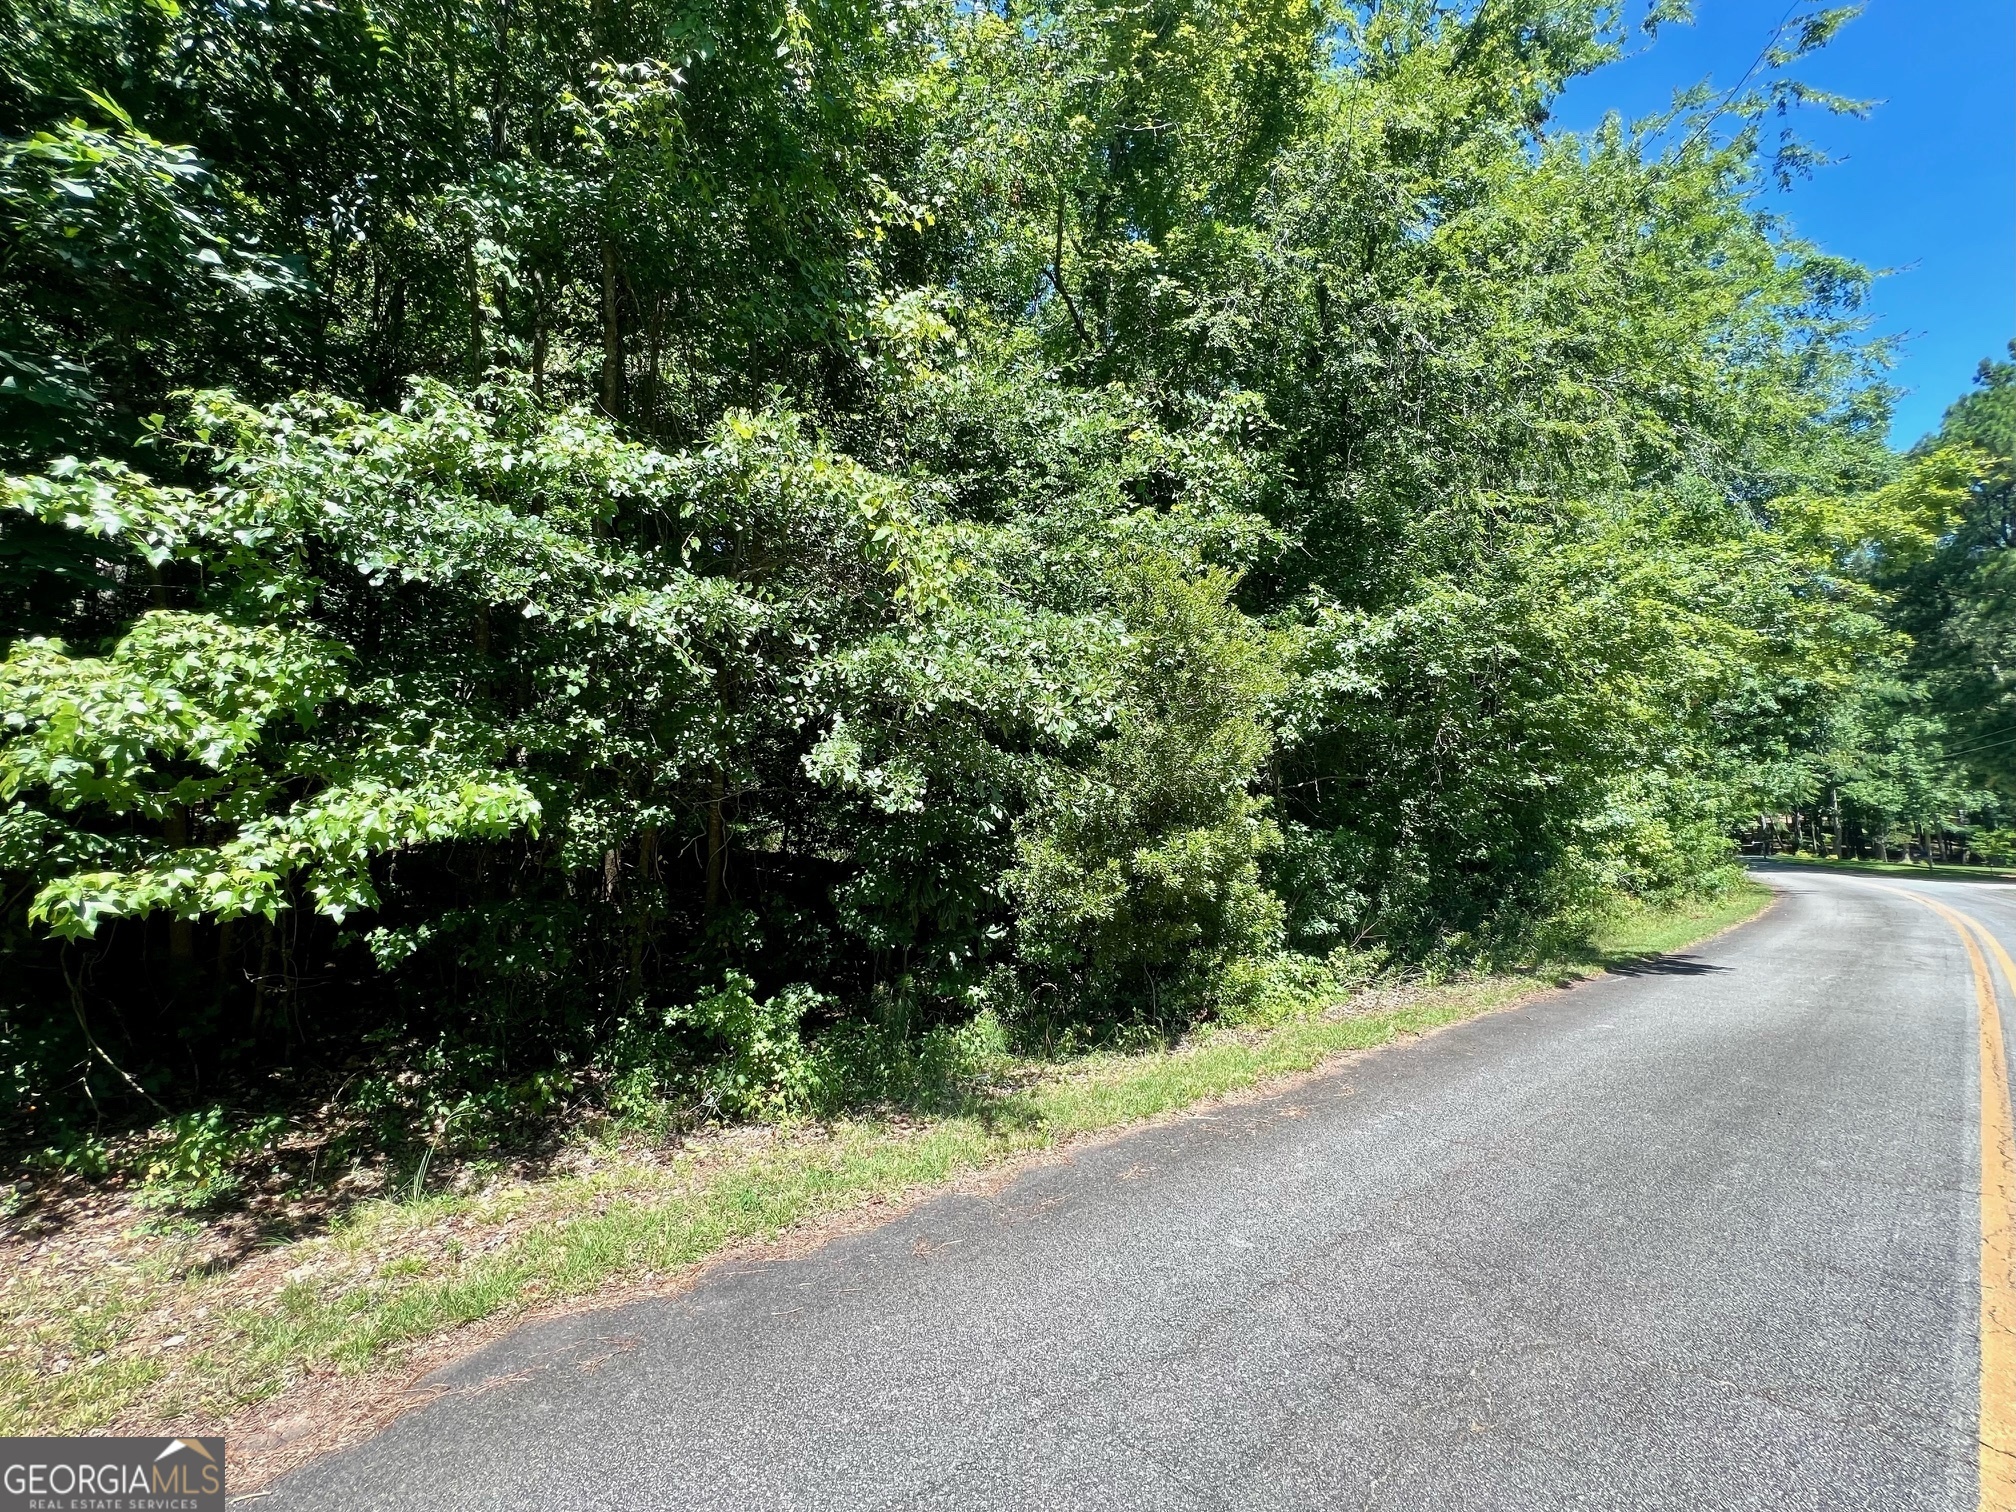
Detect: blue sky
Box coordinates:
(1550, 1, 2015, 448)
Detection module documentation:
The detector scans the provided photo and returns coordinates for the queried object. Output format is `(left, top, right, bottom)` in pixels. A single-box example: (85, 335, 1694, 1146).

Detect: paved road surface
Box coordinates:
(267, 865, 2016, 1510)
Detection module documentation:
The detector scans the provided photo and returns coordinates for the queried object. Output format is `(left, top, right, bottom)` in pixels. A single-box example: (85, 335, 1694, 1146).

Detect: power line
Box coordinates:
(1941, 727, 2016, 761)
(1668, 0, 1805, 163)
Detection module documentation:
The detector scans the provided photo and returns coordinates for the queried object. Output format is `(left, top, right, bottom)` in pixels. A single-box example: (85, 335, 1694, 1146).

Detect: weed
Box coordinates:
(32, 1135, 113, 1182)
(136, 1108, 285, 1213)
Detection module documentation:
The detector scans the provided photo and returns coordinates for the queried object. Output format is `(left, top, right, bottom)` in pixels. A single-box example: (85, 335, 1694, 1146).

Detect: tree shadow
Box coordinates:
(0, 1094, 608, 1266)
(1598, 953, 1729, 978)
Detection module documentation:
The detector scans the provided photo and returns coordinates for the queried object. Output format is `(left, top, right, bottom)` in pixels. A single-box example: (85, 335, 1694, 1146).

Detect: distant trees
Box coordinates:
(1732, 350, 2016, 865)
(1893, 349, 2016, 792)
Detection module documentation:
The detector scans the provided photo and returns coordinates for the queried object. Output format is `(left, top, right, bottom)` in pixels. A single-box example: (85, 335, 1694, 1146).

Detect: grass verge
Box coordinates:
(1, 882, 1771, 1451)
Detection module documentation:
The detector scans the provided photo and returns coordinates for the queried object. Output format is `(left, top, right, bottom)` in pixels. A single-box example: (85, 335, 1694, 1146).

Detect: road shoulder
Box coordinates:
(3, 885, 1774, 1489)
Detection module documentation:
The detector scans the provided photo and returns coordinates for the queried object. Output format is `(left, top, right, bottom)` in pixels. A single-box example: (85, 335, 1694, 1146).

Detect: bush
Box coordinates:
(1011, 555, 1285, 1019)
(1974, 829, 2016, 867)
(137, 1106, 284, 1211)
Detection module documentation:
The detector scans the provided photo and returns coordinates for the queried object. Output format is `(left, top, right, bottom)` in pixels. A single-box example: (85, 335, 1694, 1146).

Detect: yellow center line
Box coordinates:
(1964, 913, 2016, 1512)
(1863, 882, 2016, 1511)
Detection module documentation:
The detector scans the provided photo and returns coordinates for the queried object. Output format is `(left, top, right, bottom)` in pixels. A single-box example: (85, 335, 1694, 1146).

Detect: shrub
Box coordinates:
(137, 1106, 284, 1211)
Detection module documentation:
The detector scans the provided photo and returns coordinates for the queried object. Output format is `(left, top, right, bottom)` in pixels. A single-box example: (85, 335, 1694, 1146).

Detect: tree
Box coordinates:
(1891, 346, 2016, 789)
(0, 0, 1931, 1136)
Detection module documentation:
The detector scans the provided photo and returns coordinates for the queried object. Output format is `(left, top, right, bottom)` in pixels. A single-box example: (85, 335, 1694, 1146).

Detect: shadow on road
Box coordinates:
(1603, 954, 1728, 978)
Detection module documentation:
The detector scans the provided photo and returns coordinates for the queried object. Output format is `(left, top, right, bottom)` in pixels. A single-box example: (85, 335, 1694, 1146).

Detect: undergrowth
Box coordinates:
(1, 883, 1771, 1440)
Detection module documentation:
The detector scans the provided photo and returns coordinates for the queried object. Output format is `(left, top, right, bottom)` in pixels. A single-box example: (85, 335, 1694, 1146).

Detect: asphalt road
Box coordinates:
(267, 864, 2015, 1511)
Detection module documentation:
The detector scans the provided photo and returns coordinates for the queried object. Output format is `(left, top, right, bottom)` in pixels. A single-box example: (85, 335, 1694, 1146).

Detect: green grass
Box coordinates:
(1582, 882, 1778, 959)
(0, 883, 1773, 1439)
(1758, 854, 2016, 884)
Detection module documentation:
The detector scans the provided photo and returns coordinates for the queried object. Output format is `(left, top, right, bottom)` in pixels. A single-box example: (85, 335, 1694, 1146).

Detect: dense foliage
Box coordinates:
(1893, 351, 2016, 791)
(0, 0, 2004, 1149)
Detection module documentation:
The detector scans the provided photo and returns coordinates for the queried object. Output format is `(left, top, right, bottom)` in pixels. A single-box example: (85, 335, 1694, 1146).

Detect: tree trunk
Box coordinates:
(531, 279, 548, 404)
(488, 0, 513, 157)
(467, 247, 485, 382)
(215, 916, 236, 1011)
(706, 772, 726, 913)
(251, 919, 275, 1028)
(164, 807, 194, 964)
(600, 241, 625, 420)
(627, 826, 659, 995)
(643, 291, 665, 434)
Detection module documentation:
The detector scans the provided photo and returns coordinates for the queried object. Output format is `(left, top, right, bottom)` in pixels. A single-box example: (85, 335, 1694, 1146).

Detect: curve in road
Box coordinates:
(265, 865, 2016, 1511)
(1827, 872, 2016, 1510)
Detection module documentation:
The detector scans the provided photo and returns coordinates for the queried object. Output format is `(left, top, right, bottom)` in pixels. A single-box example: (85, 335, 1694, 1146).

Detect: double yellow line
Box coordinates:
(1872, 883, 2016, 1510)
